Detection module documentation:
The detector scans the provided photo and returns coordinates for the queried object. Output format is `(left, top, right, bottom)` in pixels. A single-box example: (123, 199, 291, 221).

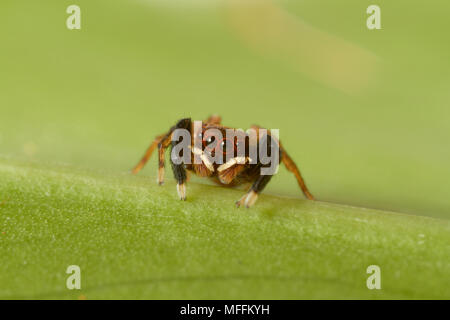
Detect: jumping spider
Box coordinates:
(132, 115, 315, 208)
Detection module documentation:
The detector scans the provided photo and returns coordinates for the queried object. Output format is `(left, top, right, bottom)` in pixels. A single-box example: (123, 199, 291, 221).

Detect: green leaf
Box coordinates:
(1, 158, 448, 299)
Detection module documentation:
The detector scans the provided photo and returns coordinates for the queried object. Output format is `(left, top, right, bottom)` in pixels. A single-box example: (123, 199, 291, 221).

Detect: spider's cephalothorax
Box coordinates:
(132, 115, 315, 208)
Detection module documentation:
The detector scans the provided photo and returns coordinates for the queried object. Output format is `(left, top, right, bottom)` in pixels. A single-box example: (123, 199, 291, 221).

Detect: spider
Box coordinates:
(132, 115, 315, 208)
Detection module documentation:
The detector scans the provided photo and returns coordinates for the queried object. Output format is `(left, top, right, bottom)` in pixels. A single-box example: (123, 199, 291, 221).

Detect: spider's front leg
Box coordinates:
(170, 143, 188, 201)
(235, 174, 273, 208)
(236, 133, 279, 208)
(167, 118, 191, 200)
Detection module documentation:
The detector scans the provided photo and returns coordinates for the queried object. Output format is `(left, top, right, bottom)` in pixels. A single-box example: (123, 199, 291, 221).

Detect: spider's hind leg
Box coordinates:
(131, 134, 165, 175)
(250, 125, 315, 201)
(279, 147, 315, 200)
(205, 114, 222, 125)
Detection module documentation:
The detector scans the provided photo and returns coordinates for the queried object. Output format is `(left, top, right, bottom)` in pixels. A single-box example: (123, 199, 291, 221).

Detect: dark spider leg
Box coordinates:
(166, 118, 191, 199)
(250, 125, 315, 201)
(132, 118, 192, 191)
(170, 153, 188, 200)
(236, 134, 279, 208)
(236, 174, 273, 208)
(156, 118, 192, 186)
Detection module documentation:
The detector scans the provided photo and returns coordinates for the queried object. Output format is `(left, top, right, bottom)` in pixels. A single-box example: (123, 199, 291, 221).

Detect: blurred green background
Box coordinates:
(1, 0, 449, 219)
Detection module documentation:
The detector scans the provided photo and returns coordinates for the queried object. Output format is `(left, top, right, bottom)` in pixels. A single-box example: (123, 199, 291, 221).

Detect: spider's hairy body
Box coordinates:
(132, 115, 314, 208)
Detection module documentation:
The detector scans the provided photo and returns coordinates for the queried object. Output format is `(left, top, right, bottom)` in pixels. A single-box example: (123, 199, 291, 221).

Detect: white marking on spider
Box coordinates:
(217, 157, 251, 172)
(177, 183, 186, 200)
(191, 146, 214, 172)
(244, 190, 258, 208)
(201, 155, 215, 172)
(191, 146, 203, 156)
